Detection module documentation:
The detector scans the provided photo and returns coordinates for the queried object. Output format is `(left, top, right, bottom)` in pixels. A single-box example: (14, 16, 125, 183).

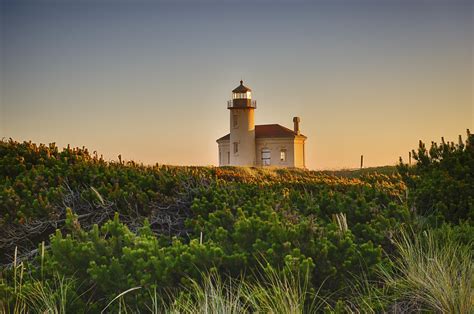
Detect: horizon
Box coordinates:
(1, 0, 472, 170)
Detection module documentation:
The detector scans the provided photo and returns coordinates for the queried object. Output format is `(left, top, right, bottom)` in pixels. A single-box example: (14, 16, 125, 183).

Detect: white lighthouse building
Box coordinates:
(217, 81, 307, 168)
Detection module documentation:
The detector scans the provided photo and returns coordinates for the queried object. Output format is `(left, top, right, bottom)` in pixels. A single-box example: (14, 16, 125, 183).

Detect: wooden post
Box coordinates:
(409, 152, 411, 165)
(360, 155, 364, 169)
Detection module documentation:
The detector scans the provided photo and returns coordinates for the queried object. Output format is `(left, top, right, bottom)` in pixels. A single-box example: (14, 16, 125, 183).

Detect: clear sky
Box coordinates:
(1, 0, 472, 169)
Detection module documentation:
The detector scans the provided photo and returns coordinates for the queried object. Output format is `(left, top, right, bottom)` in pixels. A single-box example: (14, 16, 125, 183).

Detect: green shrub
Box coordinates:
(398, 130, 474, 223)
(4, 135, 472, 312)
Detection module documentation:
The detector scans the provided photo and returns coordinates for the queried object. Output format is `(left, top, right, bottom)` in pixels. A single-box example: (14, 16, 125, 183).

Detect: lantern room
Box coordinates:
(232, 91, 252, 99)
(232, 80, 252, 99)
(228, 80, 257, 109)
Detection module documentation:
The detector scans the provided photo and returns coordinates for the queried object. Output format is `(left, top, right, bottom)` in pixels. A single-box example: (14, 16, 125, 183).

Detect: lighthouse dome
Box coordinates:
(232, 80, 252, 93)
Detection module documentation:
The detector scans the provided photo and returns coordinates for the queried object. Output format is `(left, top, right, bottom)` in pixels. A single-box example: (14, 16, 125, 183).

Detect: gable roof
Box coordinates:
(216, 124, 307, 142)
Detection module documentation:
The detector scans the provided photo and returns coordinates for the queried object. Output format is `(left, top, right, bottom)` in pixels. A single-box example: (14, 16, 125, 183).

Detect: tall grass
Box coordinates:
(2, 262, 325, 313)
(101, 286, 142, 314)
(344, 271, 387, 313)
(1, 246, 78, 314)
(242, 265, 327, 313)
(1, 272, 77, 314)
(145, 266, 328, 314)
(164, 271, 248, 314)
(23, 275, 76, 314)
(1, 247, 27, 314)
(4, 227, 472, 313)
(380, 228, 473, 313)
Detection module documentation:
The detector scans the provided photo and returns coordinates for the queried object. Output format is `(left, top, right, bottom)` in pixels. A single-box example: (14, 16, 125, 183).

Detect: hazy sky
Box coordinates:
(1, 0, 472, 169)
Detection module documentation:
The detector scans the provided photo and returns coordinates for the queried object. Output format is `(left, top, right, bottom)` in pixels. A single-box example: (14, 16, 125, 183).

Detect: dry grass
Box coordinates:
(380, 228, 473, 313)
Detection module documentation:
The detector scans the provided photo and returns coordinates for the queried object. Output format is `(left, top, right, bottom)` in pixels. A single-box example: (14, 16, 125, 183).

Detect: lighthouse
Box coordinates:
(217, 80, 307, 168)
(228, 80, 257, 166)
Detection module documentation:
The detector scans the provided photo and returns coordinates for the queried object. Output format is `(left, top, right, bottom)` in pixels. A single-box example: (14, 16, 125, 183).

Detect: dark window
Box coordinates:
(261, 148, 271, 166)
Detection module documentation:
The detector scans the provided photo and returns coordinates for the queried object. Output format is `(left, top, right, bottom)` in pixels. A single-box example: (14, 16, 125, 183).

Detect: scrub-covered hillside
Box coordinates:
(0, 132, 472, 313)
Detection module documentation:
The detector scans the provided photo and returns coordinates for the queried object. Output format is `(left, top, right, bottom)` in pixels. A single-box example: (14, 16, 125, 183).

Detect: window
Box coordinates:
(232, 92, 250, 99)
(280, 149, 287, 162)
(261, 148, 271, 166)
(233, 115, 239, 128)
(233, 142, 239, 154)
(227, 152, 230, 163)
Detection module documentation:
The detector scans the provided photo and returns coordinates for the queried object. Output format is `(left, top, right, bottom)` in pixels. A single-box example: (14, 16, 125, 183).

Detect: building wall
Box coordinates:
(229, 108, 256, 166)
(219, 137, 306, 168)
(217, 141, 230, 166)
(255, 138, 296, 167)
(293, 137, 306, 168)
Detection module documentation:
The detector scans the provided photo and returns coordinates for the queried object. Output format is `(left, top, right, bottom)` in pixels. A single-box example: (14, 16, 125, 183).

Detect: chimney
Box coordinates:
(293, 117, 301, 135)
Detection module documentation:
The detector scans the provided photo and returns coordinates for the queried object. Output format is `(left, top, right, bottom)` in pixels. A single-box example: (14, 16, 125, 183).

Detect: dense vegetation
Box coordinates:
(0, 131, 472, 313)
(398, 131, 474, 223)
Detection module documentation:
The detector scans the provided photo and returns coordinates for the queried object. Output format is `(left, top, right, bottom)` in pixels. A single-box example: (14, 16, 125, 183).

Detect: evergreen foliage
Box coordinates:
(1, 134, 472, 312)
(398, 130, 474, 223)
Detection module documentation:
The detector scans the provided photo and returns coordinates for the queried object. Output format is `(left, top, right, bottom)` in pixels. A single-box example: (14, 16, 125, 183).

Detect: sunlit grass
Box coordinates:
(380, 228, 473, 313)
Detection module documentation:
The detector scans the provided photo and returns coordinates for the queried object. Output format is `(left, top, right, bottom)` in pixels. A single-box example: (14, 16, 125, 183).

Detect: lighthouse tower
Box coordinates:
(228, 80, 256, 166)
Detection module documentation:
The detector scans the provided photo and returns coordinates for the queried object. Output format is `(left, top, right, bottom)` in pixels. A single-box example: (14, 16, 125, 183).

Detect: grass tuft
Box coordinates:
(166, 271, 248, 314)
(380, 228, 473, 313)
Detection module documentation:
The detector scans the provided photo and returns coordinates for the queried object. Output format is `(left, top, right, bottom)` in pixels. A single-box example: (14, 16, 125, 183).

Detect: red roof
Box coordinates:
(216, 124, 306, 142)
